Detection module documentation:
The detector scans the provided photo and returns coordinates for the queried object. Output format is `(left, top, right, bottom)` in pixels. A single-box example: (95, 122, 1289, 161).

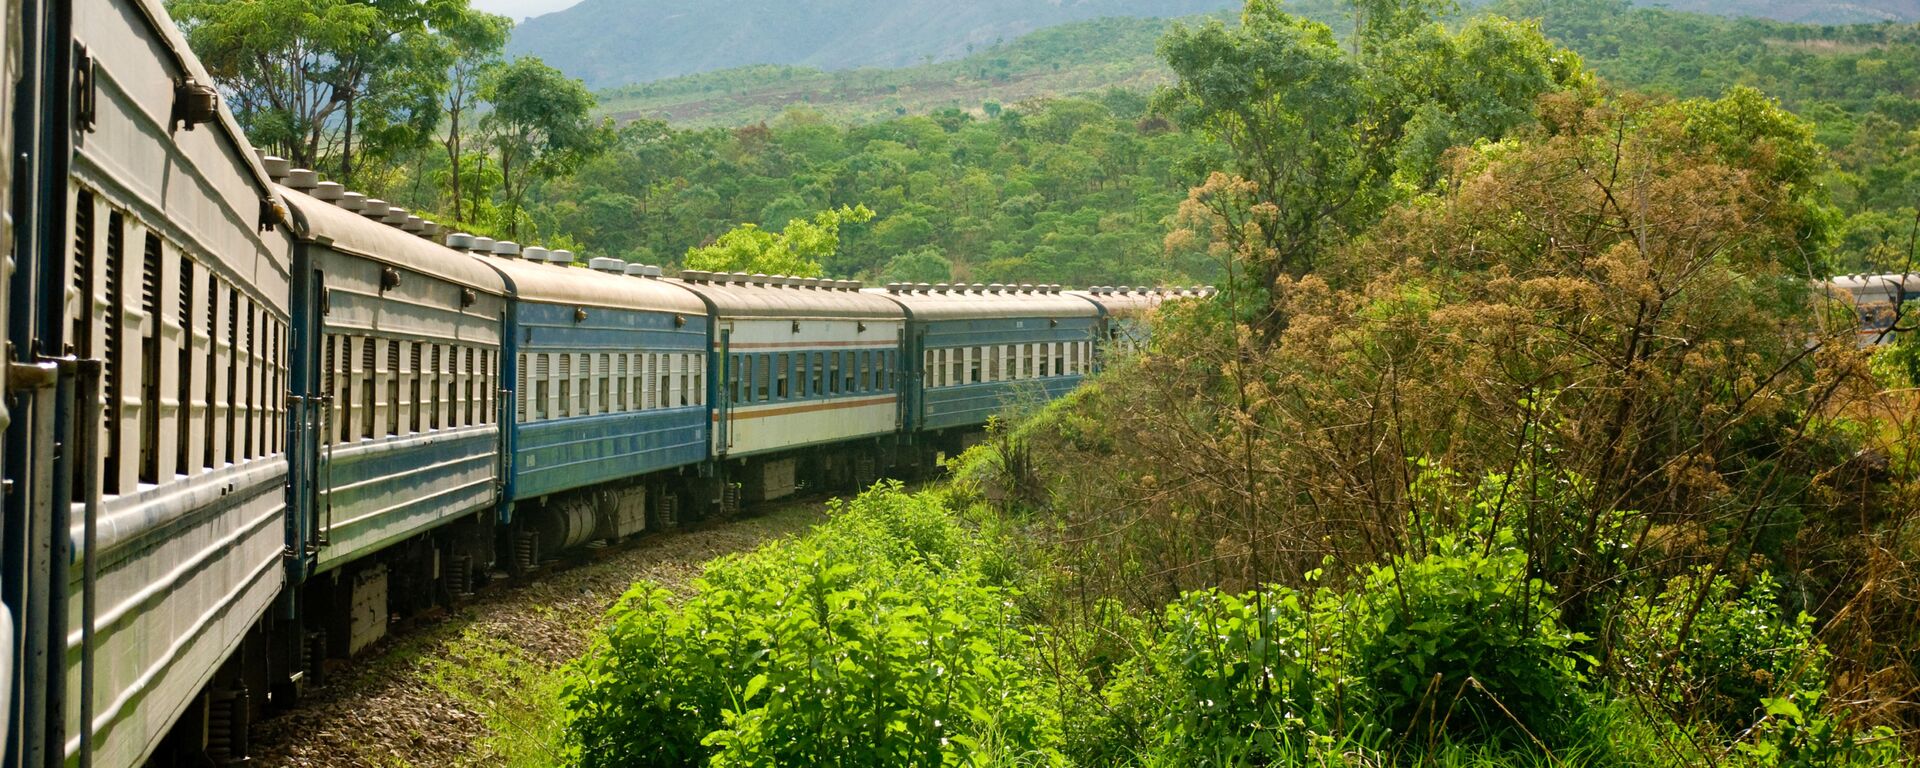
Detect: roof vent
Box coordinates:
(627, 263, 653, 277)
(382, 206, 409, 225)
(446, 233, 475, 250)
(471, 236, 496, 253)
(420, 222, 440, 238)
(750, 273, 769, 285)
(934, 283, 950, 292)
(550, 249, 575, 265)
(337, 192, 366, 211)
(402, 215, 424, 232)
(641, 265, 663, 278)
(886, 282, 902, 293)
(915, 283, 931, 293)
(492, 241, 521, 257)
(589, 257, 626, 273)
(261, 155, 290, 180)
(285, 168, 318, 189)
(522, 246, 549, 261)
(676, 269, 703, 281)
(360, 199, 390, 218)
(312, 181, 343, 201)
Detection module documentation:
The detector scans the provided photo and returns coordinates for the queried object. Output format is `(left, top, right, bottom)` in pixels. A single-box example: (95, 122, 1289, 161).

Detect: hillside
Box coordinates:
(593, 15, 1216, 127)
(507, 0, 1243, 90)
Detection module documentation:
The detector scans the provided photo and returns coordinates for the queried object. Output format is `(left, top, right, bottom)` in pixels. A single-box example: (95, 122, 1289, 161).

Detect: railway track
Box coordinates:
(249, 497, 831, 767)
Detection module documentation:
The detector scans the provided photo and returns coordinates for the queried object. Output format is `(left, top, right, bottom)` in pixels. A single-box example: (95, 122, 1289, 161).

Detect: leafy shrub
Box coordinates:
(1350, 530, 1593, 749)
(562, 483, 1064, 767)
(1617, 569, 1829, 737)
(1109, 581, 1354, 765)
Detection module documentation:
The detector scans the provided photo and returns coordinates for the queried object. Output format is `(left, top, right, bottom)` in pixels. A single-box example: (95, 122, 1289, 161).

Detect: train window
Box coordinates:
(138, 231, 163, 484)
(663, 354, 676, 407)
(409, 342, 424, 435)
(950, 349, 963, 386)
(753, 355, 767, 402)
(857, 352, 870, 392)
(177, 259, 196, 471)
(358, 335, 376, 441)
(693, 354, 703, 406)
(803, 351, 817, 396)
(222, 288, 239, 461)
(617, 355, 629, 411)
(842, 351, 855, 393)
(969, 347, 982, 383)
(632, 353, 644, 411)
(384, 339, 400, 438)
(596, 354, 609, 415)
(533, 353, 549, 420)
(244, 301, 258, 458)
(775, 353, 789, 399)
(559, 354, 573, 418)
(680, 354, 691, 406)
(1053, 344, 1064, 377)
(1068, 341, 1079, 375)
(727, 355, 740, 404)
(334, 336, 349, 443)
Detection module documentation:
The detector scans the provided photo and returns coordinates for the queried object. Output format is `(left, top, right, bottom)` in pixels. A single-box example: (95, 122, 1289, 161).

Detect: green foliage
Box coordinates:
(1353, 533, 1591, 748)
(483, 56, 606, 237)
(683, 204, 875, 277)
(1619, 570, 1828, 734)
(562, 483, 1064, 768)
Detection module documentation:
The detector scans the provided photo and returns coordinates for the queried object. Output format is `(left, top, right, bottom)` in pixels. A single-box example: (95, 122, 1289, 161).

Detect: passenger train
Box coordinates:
(0, 0, 1207, 763)
(0, 0, 1907, 764)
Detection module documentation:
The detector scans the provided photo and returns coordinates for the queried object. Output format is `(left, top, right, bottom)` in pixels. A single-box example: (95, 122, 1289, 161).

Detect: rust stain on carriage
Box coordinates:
(715, 395, 894, 420)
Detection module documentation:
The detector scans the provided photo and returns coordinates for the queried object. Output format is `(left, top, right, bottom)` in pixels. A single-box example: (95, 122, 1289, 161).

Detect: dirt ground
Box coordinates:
(250, 501, 828, 767)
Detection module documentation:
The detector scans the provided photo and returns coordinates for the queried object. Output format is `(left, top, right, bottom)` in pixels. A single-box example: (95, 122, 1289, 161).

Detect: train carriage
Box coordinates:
(277, 180, 507, 658)
(1069, 286, 1210, 358)
(473, 247, 710, 567)
(1823, 273, 1917, 346)
(879, 284, 1099, 444)
(22, 0, 298, 762)
(675, 272, 907, 503)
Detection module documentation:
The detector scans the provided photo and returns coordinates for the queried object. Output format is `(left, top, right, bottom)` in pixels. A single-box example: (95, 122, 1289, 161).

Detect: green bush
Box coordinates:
(561, 483, 1065, 767)
(1617, 570, 1829, 737)
(1109, 582, 1355, 765)
(1349, 530, 1593, 749)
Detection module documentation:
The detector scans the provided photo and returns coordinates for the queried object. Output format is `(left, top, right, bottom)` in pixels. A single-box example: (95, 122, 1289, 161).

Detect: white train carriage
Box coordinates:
(57, 0, 295, 763)
(674, 272, 907, 502)
(1822, 273, 1917, 346)
(1069, 286, 1211, 356)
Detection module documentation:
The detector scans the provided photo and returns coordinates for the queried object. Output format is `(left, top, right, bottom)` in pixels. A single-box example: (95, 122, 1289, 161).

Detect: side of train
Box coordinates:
(0, 0, 1202, 763)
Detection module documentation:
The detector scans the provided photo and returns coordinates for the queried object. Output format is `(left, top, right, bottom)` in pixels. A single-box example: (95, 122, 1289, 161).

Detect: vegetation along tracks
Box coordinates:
(249, 497, 831, 768)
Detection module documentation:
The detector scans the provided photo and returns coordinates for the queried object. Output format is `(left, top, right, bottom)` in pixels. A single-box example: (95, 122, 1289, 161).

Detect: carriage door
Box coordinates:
(715, 326, 732, 452)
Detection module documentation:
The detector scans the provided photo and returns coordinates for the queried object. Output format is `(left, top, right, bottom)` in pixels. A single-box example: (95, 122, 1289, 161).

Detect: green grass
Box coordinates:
(423, 625, 573, 767)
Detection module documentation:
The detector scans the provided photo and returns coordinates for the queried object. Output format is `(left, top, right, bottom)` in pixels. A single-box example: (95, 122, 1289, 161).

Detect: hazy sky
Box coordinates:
(474, 0, 579, 23)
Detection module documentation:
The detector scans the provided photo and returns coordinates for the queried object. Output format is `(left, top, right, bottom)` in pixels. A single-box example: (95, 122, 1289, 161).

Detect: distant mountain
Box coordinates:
(1639, 0, 1920, 24)
(506, 0, 1243, 89)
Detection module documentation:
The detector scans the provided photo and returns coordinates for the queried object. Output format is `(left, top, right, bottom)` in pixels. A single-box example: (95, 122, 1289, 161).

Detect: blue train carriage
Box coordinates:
(673, 272, 907, 505)
(878, 283, 1098, 457)
(275, 176, 508, 668)
(1821, 273, 1916, 346)
(468, 245, 710, 570)
(1068, 286, 1213, 359)
(24, 0, 299, 762)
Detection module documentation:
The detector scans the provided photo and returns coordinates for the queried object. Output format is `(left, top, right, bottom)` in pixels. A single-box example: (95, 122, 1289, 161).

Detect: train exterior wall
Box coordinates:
(507, 300, 710, 503)
(717, 316, 905, 458)
(302, 239, 505, 574)
(915, 316, 1097, 432)
(60, 0, 297, 762)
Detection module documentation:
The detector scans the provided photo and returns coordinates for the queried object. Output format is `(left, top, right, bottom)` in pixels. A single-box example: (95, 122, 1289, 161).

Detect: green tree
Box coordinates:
(685, 205, 875, 277)
(174, 0, 463, 184)
(439, 9, 510, 222)
(880, 247, 953, 283)
(482, 56, 603, 237)
(1158, 0, 1578, 333)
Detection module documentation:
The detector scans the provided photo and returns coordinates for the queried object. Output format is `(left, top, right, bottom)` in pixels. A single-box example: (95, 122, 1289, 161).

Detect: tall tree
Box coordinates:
(1157, 0, 1582, 335)
(684, 205, 875, 277)
(174, 0, 466, 185)
(439, 9, 510, 222)
(482, 56, 601, 237)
